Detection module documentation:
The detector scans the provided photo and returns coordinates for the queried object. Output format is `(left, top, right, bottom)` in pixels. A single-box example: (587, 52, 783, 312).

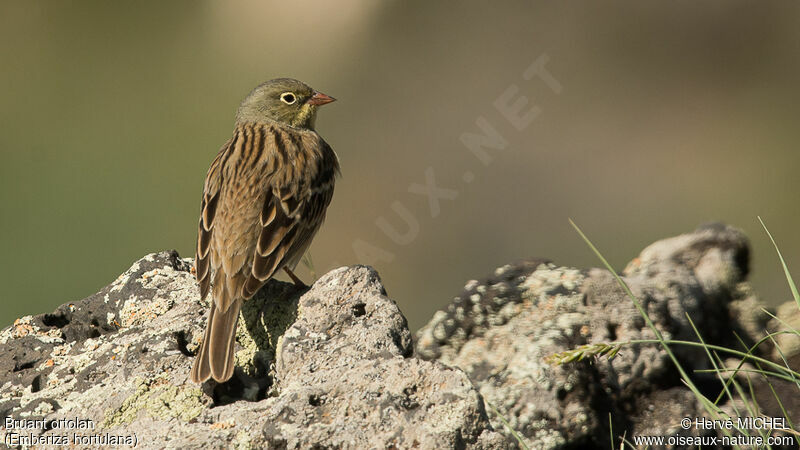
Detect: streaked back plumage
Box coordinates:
(191, 79, 338, 383)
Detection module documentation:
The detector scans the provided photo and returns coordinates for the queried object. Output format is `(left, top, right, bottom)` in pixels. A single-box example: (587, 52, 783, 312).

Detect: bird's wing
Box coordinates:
(242, 139, 337, 298)
(195, 142, 228, 300)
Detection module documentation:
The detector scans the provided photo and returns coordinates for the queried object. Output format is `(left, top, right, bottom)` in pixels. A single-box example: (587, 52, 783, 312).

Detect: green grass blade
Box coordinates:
(569, 219, 726, 424)
(486, 401, 529, 450)
(686, 314, 743, 419)
(759, 216, 800, 309)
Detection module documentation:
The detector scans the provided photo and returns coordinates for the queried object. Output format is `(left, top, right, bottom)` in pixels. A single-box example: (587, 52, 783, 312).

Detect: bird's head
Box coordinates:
(235, 78, 336, 129)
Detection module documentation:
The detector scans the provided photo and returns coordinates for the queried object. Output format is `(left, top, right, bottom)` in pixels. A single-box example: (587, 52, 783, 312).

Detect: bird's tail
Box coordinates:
(191, 272, 243, 383)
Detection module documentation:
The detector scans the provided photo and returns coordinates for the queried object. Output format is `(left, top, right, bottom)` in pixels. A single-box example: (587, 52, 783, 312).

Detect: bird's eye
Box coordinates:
(280, 92, 297, 105)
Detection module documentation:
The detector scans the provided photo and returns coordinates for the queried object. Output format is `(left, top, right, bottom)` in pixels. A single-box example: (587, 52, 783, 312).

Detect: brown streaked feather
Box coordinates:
(195, 142, 228, 300)
(191, 296, 242, 383)
(193, 121, 339, 382)
(231, 126, 253, 179)
(253, 224, 300, 280)
(198, 219, 212, 258)
(271, 127, 288, 167)
(202, 193, 219, 232)
(246, 125, 265, 168)
(279, 190, 303, 218)
(195, 247, 209, 280)
(256, 208, 296, 257)
(190, 303, 213, 382)
(261, 199, 277, 226)
(207, 298, 241, 382)
(243, 157, 336, 298)
(242, 273, 263, 299)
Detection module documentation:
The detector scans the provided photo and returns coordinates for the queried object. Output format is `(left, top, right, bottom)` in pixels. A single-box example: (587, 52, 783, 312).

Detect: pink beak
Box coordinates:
(307, 91, 336, 106)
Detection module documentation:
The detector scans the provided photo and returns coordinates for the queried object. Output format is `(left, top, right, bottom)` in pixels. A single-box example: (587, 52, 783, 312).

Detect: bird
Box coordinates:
(190, 78, 339, 383)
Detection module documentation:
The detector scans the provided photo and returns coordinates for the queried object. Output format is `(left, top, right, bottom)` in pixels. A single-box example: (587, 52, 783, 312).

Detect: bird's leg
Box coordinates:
(283, 267, 308, 288)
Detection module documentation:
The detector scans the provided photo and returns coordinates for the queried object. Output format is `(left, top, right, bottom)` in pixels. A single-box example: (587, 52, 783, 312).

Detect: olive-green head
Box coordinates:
(236, 78, 336, 129)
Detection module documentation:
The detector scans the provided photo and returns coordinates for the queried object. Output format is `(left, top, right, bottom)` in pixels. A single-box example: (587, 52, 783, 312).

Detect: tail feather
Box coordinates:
(207, 298, 242, 382)
(190, 307, 214, 383)
(191, 269, 244, 383)
(191, 298, 242, 383)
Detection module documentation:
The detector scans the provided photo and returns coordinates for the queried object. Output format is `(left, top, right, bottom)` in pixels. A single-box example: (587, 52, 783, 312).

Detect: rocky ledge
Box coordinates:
(1, 224, 798, 449)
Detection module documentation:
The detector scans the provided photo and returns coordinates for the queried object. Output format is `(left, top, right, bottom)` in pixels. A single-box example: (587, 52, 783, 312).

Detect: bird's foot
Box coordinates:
(283, 267, 308, 289)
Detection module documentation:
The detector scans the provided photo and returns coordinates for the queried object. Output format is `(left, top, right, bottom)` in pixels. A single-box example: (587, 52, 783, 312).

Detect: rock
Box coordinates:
(3, 223, 797, 449)
(0, 252, 505, 449)
(416, 223, 796, 448)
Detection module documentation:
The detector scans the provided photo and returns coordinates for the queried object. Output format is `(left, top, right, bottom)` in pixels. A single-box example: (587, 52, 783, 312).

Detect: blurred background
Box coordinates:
(2, 1, 799, 331)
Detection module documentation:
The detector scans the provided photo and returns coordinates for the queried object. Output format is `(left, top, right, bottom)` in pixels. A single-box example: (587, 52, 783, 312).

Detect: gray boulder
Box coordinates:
(417, 223, 796, 448)
(0, 252, 505, 449)
(2, 223, 796, 449)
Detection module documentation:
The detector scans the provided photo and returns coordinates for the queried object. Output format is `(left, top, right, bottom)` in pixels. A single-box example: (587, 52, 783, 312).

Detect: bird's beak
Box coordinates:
(307, 91, 336, 106)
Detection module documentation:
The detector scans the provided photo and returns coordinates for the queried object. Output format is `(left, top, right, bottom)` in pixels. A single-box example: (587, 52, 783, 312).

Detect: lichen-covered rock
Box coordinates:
(0, 252, 505, 449)
(255, 266, 504, 448)
(0, 251, 208, 430)
(416, 223, 790, 449)
(4, 224, 796, 449)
